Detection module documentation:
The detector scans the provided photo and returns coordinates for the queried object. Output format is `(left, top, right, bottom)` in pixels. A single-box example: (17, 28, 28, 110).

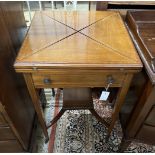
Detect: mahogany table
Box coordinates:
(14, 11, 142, 142)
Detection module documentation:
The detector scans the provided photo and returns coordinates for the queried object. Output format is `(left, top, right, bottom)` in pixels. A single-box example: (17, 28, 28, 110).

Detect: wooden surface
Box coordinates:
(32, 71, 125, 88)
(0, 113, 8, 126)
(14, 11, 142, 140)
(95, 1, 155, 9)
(108, 73, 133, 136)
(24, 73, 49, 141)
(15, 11, 142, 70)
(108, 1, 155, 5)
(120, 79, 155, 151)
(126, 11, 155, 58)
(94, 1, 155, 20)
(0, 127, 15, 140)
(126, 11, 155, 83)
(0, 2, 35, 152)
(0, 140, 23, 153)
(96, 2, 108, 10)
(126, 11, 155, 137)
(48, 88, 109, 130)
(43, 11, 114, 30)
(92, 1, 155, 12)
(119, 10, 155, 152)
(0, 2, 27, 54)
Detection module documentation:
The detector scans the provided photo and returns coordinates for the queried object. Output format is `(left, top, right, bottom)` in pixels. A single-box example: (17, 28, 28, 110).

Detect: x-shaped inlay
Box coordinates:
(16, 11, 141, 66)
(14, 11, 142, 143)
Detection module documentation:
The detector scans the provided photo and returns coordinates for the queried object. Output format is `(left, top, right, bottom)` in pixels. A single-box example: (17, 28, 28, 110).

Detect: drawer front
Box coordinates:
(136, 124, 155, 144)
(0, 113, 7, 126)
(32, 71, 125, 88)
(0, 126, 15, 140)
(0, 140, 23, 152)
(144, 106, 155, 126)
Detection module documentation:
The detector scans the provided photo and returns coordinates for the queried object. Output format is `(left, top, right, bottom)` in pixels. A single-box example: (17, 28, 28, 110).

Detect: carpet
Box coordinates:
(36, 89, 155, 153)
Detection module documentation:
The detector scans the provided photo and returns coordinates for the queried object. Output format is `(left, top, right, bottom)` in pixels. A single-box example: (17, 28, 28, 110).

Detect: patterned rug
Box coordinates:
(36, 89, 155, 153)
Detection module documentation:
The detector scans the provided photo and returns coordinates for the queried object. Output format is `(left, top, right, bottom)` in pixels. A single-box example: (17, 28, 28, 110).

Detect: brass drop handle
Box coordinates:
(105, 75, 115, 91)
(107, 75, 114, 84)
(43, 78, 52, 84)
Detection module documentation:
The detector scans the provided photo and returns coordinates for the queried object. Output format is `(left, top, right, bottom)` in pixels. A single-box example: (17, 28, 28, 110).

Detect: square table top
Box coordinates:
(15, 11, 142, 71)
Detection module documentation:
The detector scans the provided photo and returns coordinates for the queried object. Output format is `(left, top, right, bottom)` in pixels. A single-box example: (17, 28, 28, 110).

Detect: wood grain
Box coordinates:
(15, 11, 142, 71)
(14, 11, 142, 140)
(0, 113, 7, 126)
(0, 140, 23, 152)
(43, 11, 114, 30)
(0, 2, 35, 151)
(24, 73, 49, 140)
(0, 127, 15, 140)
(119, 10, 155, 152)
(32, 71, 125, 88)
(107, 73, 133, 136)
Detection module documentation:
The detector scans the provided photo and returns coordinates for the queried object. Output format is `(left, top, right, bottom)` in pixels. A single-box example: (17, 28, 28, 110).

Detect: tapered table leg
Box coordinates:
(107, 74, 133, 139)
(118, 136, 131, 152)
(89, 109, 109, 128)
(47, 108, 66, 128)
(24, 74, 49, 141)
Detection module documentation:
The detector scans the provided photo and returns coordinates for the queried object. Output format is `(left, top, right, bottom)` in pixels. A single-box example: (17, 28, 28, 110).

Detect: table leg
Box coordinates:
(89, 109, 109, 128)
(52, 88, 55, 97)
(107, 74, 133, 139)
(118, 136, 131, 152)
(47, 108, 66, 128)
(24, 74, 49, 142)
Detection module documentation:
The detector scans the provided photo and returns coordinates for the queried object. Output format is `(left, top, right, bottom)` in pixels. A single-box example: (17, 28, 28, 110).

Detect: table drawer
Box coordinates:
(32, 71, 125, 88)
(0, 126, 15, 140)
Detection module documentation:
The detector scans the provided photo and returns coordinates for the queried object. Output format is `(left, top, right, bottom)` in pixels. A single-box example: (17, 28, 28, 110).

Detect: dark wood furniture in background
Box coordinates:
(91, 1, 155, 18)
(0, 2, 35, 152)
(96, 1, 155, 9)
(14, 11, 142, 142)
(119, 11, 155, 151)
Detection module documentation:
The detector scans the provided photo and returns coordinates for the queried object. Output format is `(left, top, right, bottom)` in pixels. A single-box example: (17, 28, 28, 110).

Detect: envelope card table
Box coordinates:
(14, 11, 142, 141)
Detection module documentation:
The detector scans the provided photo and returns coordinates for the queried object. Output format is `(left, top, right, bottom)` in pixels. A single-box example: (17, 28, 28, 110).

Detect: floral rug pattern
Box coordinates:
(36, 89, 155, 153)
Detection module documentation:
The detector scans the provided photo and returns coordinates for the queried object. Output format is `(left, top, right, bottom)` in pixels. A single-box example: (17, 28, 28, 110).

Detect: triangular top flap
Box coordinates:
(80, 13, 140, 63)
(19, 33, 138, 65)
(17, 12, 75, 60)
(43, 11, 115, 30)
